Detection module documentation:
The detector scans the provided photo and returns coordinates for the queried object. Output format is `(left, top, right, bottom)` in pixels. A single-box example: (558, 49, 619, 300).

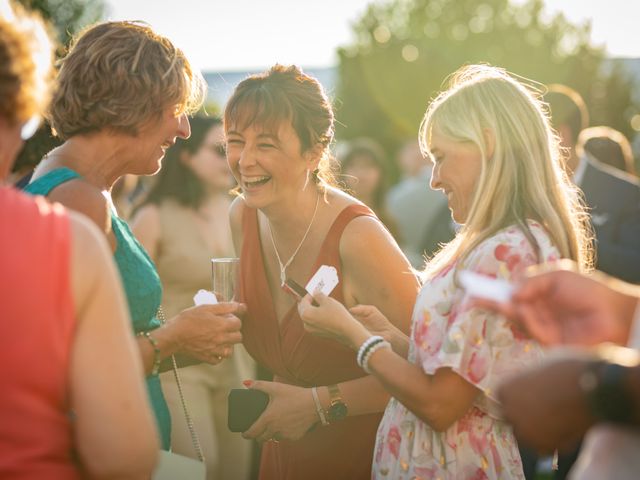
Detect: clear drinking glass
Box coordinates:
(211, 257, 239, 302)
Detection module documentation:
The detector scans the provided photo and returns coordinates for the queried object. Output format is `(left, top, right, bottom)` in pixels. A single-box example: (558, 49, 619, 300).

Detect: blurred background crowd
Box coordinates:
(4, 0, 640, 479)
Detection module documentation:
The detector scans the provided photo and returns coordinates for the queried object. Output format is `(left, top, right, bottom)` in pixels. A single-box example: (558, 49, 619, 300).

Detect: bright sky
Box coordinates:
(104, 0, 640, 71)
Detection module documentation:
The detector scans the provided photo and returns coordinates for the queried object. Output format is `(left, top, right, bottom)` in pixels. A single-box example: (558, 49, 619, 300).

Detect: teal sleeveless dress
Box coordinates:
(24, 167, 171, 449)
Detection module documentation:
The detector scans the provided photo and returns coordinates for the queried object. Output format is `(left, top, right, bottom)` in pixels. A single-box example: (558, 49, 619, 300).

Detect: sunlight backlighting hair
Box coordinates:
(224, 64, 338, 187)
(0, 1, 54, 125)
(49, 20, 206, 139)
(419, 64, 593, 277)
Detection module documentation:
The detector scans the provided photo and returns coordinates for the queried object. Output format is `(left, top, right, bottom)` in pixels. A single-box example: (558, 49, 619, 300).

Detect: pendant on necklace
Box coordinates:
(280, 269, 287, 288)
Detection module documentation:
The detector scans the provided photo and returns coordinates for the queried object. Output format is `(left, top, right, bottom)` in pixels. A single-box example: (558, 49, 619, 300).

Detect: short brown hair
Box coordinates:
(224, 64, 337, 186)
(49, 21, 206, 139)
(0, 2, 54, 125)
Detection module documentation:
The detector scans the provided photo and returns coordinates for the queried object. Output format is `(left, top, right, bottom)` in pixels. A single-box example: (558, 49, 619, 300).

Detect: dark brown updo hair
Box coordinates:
(224, 64, 337, 187)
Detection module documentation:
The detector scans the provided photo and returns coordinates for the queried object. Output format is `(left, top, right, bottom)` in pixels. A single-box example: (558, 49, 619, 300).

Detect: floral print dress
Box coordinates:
(373, 221, 559, 479)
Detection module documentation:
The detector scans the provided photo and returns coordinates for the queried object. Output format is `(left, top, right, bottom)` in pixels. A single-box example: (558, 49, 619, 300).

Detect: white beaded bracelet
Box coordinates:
(362, 340, 391, 374)
(356, 335, 385, 368)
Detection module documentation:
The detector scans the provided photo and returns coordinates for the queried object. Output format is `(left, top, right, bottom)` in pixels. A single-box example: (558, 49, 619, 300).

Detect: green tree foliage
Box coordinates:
(336, 0, 637, 173)
(17, 0, 104, 48)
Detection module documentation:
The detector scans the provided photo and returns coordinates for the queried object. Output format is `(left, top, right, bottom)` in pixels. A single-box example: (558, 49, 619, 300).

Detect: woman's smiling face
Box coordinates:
(428, 129, 483, 224)
(225, 120, 314, 209)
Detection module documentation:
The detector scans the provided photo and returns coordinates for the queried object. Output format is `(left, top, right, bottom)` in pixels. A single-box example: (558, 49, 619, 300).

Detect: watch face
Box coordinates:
(328, 402, 348, 421)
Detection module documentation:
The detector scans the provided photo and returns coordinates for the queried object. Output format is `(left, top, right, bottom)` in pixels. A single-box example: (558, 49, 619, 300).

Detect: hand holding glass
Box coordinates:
(211, 257, 239, 302)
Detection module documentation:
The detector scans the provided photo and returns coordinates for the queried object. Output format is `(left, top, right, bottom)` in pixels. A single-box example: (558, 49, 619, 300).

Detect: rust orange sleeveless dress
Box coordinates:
(239, 204, 382, 480)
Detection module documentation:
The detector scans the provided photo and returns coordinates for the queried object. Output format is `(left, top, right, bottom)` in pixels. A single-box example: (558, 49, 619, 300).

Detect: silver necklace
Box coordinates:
(267, 193, 321, 287)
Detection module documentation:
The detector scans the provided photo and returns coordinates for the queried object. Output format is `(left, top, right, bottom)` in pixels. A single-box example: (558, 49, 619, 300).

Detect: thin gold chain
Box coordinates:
(157, 307, 205, 462)
(266, 192, 320, 286)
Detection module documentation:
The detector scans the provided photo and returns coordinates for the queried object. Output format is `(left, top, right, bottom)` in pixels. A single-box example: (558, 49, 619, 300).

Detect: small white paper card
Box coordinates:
(305, 265, 339, 297)
(193, 289, 218, 306)
(459, 270, 514, 304)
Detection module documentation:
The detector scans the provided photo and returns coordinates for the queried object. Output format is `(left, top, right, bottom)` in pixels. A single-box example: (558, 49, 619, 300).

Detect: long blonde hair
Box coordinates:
(420, 65, 593, 277)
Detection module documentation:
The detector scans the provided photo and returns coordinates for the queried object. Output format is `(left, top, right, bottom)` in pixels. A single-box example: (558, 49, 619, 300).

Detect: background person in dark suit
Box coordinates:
(530, 84, 640, 480)
(546, 84, 640, 284)
(578, 125, 636, 177)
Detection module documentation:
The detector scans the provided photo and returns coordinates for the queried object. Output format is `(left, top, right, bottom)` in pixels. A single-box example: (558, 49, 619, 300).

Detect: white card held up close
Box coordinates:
(459, 270, 514, 303)
(193, 289, 218, 306)
(306, 265, 339, 297)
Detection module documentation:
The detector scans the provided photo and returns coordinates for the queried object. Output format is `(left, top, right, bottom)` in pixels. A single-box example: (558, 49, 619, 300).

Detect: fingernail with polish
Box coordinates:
(243, 380, 253, 388)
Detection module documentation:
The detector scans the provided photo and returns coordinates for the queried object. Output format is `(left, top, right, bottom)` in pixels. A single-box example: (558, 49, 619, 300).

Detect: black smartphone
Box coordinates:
(227, 389, 270, 433)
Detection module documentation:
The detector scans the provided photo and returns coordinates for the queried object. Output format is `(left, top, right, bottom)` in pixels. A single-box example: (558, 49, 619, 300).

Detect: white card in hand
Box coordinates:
(459, 270, 514, 303)
(193, 289, 218, 306)
(305, 265, 339, 297)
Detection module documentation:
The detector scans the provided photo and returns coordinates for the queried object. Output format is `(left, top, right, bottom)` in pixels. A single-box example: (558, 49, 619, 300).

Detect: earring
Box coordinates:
(303, 169, 311, 191)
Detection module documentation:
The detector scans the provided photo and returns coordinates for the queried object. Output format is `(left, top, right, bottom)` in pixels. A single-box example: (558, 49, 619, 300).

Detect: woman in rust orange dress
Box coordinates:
(225, 65, 419, 479)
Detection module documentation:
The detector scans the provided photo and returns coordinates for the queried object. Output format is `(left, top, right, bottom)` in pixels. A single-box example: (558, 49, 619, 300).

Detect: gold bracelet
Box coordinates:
(138, 331, 161, 376)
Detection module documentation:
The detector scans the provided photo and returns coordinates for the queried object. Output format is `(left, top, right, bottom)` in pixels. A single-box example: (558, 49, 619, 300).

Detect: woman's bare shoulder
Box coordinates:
(48, 179, 111, 234)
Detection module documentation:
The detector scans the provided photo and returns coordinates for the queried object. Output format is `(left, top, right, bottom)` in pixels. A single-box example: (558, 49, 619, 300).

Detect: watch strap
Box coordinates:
(581, 360, 634, 424)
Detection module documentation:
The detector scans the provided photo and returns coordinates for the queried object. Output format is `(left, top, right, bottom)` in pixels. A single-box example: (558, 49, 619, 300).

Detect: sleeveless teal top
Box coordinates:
(24, 167, 171, 449)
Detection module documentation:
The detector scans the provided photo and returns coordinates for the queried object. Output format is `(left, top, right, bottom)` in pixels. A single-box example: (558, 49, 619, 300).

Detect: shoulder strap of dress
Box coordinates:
(240, 204, 259, 258)
(323, 204, 377, 252)
(23, 167, 81, 196)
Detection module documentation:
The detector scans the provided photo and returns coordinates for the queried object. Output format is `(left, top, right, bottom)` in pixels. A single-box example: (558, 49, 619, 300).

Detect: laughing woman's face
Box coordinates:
(225, 121, 313, 210)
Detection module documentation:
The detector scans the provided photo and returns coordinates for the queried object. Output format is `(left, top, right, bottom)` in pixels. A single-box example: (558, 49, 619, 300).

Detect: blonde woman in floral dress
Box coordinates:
(299, 65, 593, 479)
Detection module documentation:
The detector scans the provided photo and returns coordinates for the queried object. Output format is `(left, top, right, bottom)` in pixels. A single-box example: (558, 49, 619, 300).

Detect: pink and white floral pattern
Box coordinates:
(373, 221, 559, 479)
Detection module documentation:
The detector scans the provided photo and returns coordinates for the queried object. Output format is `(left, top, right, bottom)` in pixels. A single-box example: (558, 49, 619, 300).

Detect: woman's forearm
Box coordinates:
(313, 375, 391, 419)
(386, 325, 410, 358)
(366, 347, 480, 432)
(135, 323, 180, 376)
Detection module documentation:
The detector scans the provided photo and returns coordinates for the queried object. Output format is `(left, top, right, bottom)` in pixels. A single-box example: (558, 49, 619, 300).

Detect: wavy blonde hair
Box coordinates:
(0, 1, 54, 125)
(420, 65, 593, 277)
(49, 21, 206, 139)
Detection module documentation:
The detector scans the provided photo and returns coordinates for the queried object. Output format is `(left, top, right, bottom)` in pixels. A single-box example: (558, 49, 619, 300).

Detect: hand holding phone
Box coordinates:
(227, 389, 269, 433)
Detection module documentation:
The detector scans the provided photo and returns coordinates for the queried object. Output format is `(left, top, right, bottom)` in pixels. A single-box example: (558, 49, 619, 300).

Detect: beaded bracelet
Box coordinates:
(138, 331, 161, 376)
(311, 387, 329, 426)
(356, 336, 385, 369)
(362, 340, 391, 374)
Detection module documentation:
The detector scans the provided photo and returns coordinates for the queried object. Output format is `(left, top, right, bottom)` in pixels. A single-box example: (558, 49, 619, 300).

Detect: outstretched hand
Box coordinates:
(472, 260, 638, 346)
(498, 358, 597, 453)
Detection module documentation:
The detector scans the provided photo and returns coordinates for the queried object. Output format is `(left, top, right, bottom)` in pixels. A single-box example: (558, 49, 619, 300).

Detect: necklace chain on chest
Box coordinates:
(267, 193, 321, 287)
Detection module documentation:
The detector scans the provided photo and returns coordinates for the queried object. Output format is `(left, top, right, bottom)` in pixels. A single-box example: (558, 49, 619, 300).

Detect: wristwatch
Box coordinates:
(580, 360, 634, 424)
(325, 384, 348, 423)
